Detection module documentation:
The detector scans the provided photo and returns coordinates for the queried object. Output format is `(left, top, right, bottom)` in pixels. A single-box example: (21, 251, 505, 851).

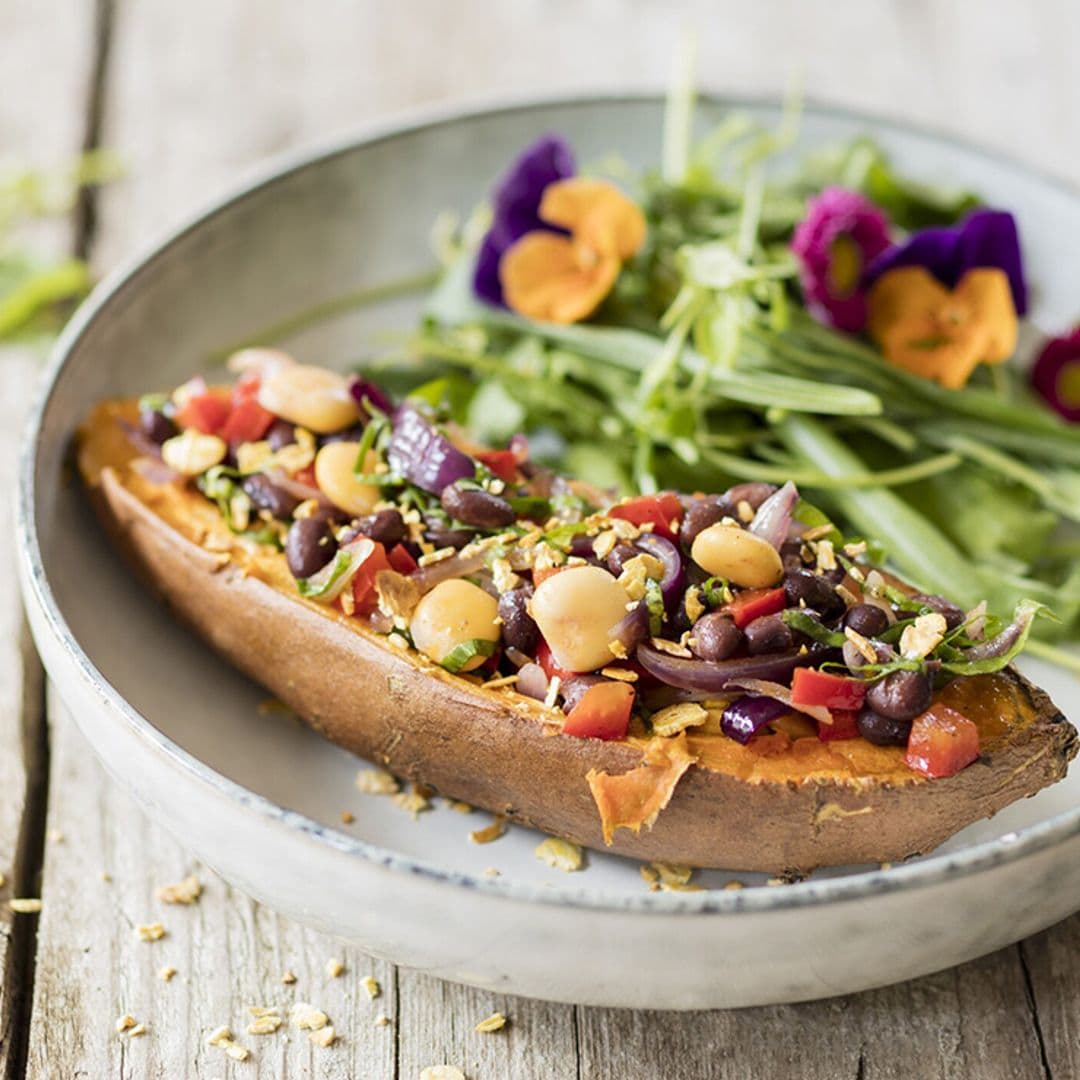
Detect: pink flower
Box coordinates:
(1030, 328, 1080, 423)
(791, 188, 892, 332)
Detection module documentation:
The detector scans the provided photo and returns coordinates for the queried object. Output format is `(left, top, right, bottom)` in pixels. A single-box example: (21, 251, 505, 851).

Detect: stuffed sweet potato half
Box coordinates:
(76, 352, 1078, 872)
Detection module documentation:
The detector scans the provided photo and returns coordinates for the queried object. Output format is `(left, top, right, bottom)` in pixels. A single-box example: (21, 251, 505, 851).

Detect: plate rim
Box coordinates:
(17, 88, 1080, 916)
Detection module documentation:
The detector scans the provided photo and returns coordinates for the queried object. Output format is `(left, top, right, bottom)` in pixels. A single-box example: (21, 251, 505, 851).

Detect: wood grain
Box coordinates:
(0, 0, 97, 1073)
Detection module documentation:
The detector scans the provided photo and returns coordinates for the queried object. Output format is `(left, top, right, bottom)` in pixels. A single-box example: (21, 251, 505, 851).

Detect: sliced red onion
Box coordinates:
(608, 602, 649, 653)
(119, 418, 166, 461)
(508, 433, 530, 462)
(635, 642, 815, 692)
(348, 377, 394, 418)
(721, 696, 791, 744)
(749, 481, 799, 551)
(131, 456, 179, 484)
(387, 405, 476, 494)
(264, 470, 343, 519)
(724, 677, 831, 726)
(516, 662, 549, 701)
(633, 533, 685, 608)
(408, 548, 490, 593)
(956, 602, 1036, 663)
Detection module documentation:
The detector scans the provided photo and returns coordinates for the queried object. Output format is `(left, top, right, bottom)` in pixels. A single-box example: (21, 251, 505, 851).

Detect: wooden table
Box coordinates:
(2, 3, 1079, 1076)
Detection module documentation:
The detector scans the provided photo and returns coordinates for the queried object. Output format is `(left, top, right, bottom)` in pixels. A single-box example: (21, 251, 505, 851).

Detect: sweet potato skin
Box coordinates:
(82, 432, 1078, 872)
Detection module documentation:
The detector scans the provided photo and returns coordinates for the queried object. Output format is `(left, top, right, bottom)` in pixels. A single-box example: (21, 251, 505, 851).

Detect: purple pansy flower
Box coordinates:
(473, 134, 576, 307)
(865, 208, 1028, 315)
(1030, 328, 1080, 423)
(791, 187, 892, 333)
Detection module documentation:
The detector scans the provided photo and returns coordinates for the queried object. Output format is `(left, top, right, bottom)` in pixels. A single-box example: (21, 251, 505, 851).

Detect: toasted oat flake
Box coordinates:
(609, 517, 640, 540)
(649, 702, 708, 737)
(813, 539, 837, 571)
(392, 786, 432, 818)
(248, 1014, 283, 1036)
(843, 540, 868, 558)
(483, 867, 501, 877)
(600, 666, 638, 683)
(449, 800, 473, 814)
(135, 921, 167, 942)
(470, 816, 507, 845)
(639, 865, 660, 890)
(374, 1014, 392, 1027)
(361, 975, 381, 1000)
(535, 837, 583, 873)
(650, 636, 692, 658)
(543, 675, 561, 710)
(225, 1042, 251, 1061)
(310, 1025, 337, 1048)
(8, 898, 41, 914)
(482, 673, 518, 690)
(607, 639, 629, 660)
(617, 553, 665, 601)
(475, 1012, 507, 1033)
(723, 880, 745, 891)
(836, 584, 860, 607)
(736, 499, 755, 523)
(355, 768, 400, 796)
(128, 1022, 148, 1038)
(340, 811, 355, 824)
(491, 557, 520, 594)
(326, 958, 345, 979)
(591, 530, 618, 559)
(115, 1014, 137, 1033)
(418, 545, 456, 567)
(158, 965, 177, 982)
(900, 612, 947, 660)
(156, 874, 202, 905)
(844, 626, 879, 664)
(684, 586, 705, 623)
(420, 1068, 466, 1080)
(281, 970, 298, 985)
(208, 1025, 233, 1045)
(651, 862, 694, 888)
(291, 1002, 329, 1031)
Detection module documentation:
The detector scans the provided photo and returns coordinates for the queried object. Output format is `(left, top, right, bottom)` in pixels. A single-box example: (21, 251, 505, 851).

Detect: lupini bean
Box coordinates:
(257, 363, 359, 434)
(441, 483, 515, 530)
(690, 523, 784, 589)
(743, 613, 794, 655)
(842, 602, 890, 638)
(285, 515, 337, 579)
(410, 579, 500, 671)
(529, 566, 630, 673)
(856, 707, 913, 747)
(498, 587, 540, 654)
(689, 612, 743, 661)
(865, 669, 933, 721)
(241, 473, 301, 520)
(313, 442, 381, 518)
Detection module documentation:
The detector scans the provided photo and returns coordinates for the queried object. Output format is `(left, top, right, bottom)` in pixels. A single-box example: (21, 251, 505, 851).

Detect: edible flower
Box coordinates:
(499, 178, 647, 323)
(790, 187, 892, 332)
(1030, 327, 1080, 422)
(866, 266, 1017, 389)
(472, 134, 576, 308)
(865, 208, 1028, 315)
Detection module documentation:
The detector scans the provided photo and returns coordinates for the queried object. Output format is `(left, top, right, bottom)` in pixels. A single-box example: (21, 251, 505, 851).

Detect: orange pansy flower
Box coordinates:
(866, 266, 1018, 389)
(499, 177, 646, 324)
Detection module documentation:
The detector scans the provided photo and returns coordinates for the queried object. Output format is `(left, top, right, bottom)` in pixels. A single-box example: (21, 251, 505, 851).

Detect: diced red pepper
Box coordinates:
(791, 668, 867, 712)
(476, 449, 519, 484)
(817, 709, 860, 741)
(905, 705, 980, 779)
(536, 639, 576, 683)
(723, 586, 786, 629)
(387, 543, 419, 575)
(219, 396, 274, 444)
(608, 493, 683, 541)
(348, 542, 391, 616)
(294, 464, 318, 488)
(562, 681, 635, 741)
(174, 389, 232, 435)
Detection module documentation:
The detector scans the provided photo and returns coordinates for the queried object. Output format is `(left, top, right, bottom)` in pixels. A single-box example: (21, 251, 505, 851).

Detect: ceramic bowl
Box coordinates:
(17, 94, 1080, 1008)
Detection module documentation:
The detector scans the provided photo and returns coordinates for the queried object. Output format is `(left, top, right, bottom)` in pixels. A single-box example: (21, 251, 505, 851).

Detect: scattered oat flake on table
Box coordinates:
(483, 867, 501, 877)
(723, 880, 745, 891)
(449, 800, 473, 813)
(9, 898, 42, 914)
(326, 958, 345, 978)
(469, 816, 507, 845)
(247, 1014, 283, 1036)
(420, 1068, 467, 1080)
(374, 1014, 392, 1027)
(651, 863, 694, 888)
(534, 837, 584, 872)
(208, 1026, 251, 1061)
(156, 874, 202, 904)
(48, 829, 64, 844)
(135, 921, 167, 942)
(128, 1023, 148, 1038)
(158, 965, 177, 982)
(309, 1025, 337, 1048)
(281, 970, 298, 985)
(115, 1014, 137, 1033)
(355, 767, 400, 795)
(291, 1002, 329, 1031)
(340, 810, 355, 824)
(361, 975, 381, 1000)
(474, 1012, 508, 1033)
(392, 786, 432, 818)
(639, 865, 660, 890)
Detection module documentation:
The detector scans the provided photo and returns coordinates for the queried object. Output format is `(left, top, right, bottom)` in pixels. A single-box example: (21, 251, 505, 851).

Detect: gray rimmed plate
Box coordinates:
(17, 93, 1080, 1009)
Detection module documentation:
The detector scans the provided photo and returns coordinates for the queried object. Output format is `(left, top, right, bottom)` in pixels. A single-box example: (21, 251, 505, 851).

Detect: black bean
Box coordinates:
(498, 587, 540, 654)
(351, 508, 406, 547)
(690, 612, 743, 661)
(138, 408, 177, 445)
(842, 602, 890, 638)
(441, 483, 515, 530)
(423, 516, 474, 550)
(911, 592, 966, 630)
(265, 419, 297, 451)
(784, 568, 844, 618)
(744, 613, 794, 655)
(865, 669, 933, 722)
(680, 496, 727, 548)
(856, 707, 913, 747)
(721, 482, 777, 512)
(241, 473, 302, 520)
(285, 516, 338, 579)
(780, 540, 806, 574)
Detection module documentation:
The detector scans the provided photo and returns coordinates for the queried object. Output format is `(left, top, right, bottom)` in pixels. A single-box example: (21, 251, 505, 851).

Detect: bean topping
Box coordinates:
(350, 508, 406, 547)
(679, 496, 727, 548)
(689, 612, 744, 661)
(911, 592, 966, 630)
(265, 419, 297, 451)
(865, 669, 933, 721)
(842, 602, 891, 638)
(498, 586, 540, 654)
(285, 515, 338, 579)
(138, 407, 177, 445)
(440, 483, 516, 530)
(856, 707, 913, 747)
(241, 473, 301, 520)
(721, 482, 777, 513)
(784, 568, 845, 618)
(743, 613, 795, 655)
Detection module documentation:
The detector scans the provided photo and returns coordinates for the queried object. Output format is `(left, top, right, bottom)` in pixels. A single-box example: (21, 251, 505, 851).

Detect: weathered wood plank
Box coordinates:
(0, 0, 97, 1073)
(1019, 915, 1080, 1080)
(27, 698, 399, 1079)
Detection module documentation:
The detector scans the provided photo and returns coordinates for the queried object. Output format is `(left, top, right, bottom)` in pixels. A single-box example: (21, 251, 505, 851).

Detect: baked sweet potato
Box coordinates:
(77, 398, 1078, 873)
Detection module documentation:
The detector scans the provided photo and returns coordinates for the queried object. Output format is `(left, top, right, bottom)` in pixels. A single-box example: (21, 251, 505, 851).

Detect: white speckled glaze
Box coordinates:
(17, 95, 1080, 1008)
